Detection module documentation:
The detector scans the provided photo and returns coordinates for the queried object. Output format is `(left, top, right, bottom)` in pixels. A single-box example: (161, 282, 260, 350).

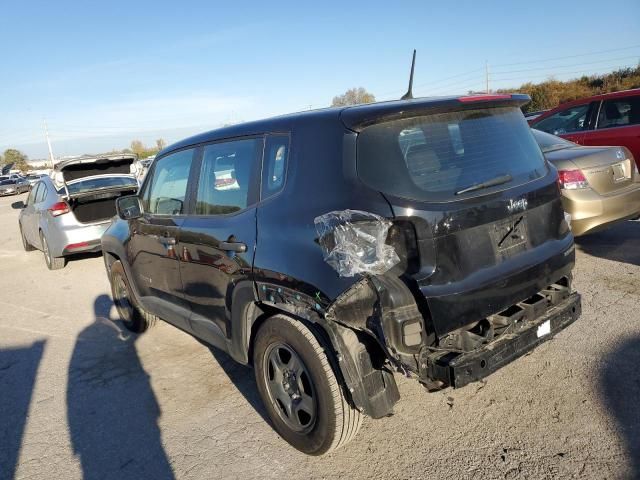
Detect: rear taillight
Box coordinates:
(48, 201, 70, 217)
(386, 220, 420, 275)
(558, 170, 589, 190)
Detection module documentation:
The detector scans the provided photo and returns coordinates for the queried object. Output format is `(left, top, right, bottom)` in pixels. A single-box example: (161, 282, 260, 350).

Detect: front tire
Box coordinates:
(40, 231, 65, 270)
(253, 314, 362, 455)
(109, 260, 151, 333)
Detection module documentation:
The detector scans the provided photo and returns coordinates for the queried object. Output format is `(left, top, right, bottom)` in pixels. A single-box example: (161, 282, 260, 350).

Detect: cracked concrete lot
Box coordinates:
(1, 191, 639, 479)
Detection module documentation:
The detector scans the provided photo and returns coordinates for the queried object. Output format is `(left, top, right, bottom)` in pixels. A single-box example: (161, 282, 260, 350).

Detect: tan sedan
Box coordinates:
(532, 129, 640, 236)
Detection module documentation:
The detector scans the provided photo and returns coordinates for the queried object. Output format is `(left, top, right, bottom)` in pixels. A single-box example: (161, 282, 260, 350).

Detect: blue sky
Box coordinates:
(1, 0, 639, 159)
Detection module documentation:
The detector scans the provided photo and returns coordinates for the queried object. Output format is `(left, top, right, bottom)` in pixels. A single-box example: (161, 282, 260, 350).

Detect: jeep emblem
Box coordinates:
(507, 197, 528, 213)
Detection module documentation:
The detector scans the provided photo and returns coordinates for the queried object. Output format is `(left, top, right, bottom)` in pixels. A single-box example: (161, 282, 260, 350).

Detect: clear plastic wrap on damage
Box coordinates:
(314, 209, 400, 277)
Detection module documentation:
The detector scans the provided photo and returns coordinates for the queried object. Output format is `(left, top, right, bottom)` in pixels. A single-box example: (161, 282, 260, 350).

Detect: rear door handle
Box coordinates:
(219, 241, 247, 253)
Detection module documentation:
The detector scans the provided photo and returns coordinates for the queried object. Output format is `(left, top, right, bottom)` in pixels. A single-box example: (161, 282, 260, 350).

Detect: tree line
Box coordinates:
(498, 65, 640, 113)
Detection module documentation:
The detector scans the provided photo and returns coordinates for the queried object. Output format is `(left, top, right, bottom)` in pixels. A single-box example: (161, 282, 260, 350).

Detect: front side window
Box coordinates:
(597, 96, 640, 129)
(195, 138, 262, 215)
(262, 134, 289, 199)
(145, 148, 194, 215)
(358, 107, 547, 201)
(533, 104, 590, 135)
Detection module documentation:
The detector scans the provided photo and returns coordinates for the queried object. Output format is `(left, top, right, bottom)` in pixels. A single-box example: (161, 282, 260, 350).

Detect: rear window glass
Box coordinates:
(357, 107, 546, 201)
(65, 176, 138, 195)
(531, 128, 574, 153)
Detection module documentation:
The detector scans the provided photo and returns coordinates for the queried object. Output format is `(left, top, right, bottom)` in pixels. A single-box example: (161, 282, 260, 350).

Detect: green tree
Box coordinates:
(156, 138, 167, 151)
(130, 140, 146, 157)
(2, 149, 29, 173)
(331, 87, 376, 106)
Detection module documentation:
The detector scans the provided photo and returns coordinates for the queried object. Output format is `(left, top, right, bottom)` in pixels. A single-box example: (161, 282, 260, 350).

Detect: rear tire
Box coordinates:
(253, 314, 363, 455)
(40, 231, 65, 270)
(20, 224, 35, 251)
(109, 260, 151, 333)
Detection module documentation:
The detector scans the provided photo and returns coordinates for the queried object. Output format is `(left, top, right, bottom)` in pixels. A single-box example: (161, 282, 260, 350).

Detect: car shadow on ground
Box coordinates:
(599, 335, 640, 478)
(65, 251, 104, 265)
(66, 294, 175, 480)
(206, 345, 270, 424)
(575, 220, 640, 266)
(0, 340, 45, 479)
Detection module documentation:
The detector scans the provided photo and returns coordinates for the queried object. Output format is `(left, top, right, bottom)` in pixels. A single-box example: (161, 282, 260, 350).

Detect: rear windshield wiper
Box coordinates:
(455, 174, 513, 196)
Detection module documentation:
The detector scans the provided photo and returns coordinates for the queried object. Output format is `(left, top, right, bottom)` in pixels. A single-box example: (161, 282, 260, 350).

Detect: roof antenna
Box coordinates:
(400, 49, 416, 100)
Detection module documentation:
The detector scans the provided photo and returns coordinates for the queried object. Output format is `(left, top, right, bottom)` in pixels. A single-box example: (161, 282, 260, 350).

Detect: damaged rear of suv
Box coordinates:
(102, 94, 580, 455)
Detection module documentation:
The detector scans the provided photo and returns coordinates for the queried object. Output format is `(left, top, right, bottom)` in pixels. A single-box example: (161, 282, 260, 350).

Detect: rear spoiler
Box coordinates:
(339, 94, 531, 132)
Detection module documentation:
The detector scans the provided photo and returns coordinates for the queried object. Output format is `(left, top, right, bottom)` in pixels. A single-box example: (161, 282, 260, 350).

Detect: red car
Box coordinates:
(530, 88, 640, 169)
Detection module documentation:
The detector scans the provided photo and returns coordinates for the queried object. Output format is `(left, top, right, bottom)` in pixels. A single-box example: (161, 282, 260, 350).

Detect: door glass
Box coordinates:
(35, 184, 47, 203)
(597, 97, 640, 129)
(533, 104, 590, 135)
(146, 149, 194, 215)
(262, 134, 289, 199)
(26, 183, 39, 205)
(195, 138, 262, 215)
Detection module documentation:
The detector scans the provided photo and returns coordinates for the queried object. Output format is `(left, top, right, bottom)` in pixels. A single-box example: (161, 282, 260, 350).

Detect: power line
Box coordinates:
(491, 64, 638, 83)
(492, 55, 640, 75)
(492, 44, 640, 68)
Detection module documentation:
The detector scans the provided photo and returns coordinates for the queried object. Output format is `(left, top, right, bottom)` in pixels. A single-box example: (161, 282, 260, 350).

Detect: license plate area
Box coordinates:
(491, 214, 528, 258)
(612, 162, 628, 183)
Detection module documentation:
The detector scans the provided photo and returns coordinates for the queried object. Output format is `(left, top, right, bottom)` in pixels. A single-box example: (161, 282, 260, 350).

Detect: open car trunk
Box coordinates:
(55, 154, 139, 224)
(58, 155, 136, 183)
(68, 187, 138, 224)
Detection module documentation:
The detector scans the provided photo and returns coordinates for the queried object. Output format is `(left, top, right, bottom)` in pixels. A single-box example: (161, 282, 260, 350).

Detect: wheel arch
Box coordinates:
(241, 299, 400, 419)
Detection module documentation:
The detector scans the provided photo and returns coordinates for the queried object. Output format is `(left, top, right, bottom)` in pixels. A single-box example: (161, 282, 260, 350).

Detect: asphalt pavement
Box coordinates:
(1, 192, 639, 479)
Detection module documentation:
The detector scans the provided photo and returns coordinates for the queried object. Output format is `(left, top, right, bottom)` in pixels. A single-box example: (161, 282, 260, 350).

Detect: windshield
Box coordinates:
(531, 128, 575, 153)
(64, 176, 138, 195)
(357, 106, 547, 201)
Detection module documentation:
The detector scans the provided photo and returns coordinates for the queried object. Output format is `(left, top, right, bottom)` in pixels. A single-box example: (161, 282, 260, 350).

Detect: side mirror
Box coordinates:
(116, 195, 143, 220)
(11, 200, 25, 209)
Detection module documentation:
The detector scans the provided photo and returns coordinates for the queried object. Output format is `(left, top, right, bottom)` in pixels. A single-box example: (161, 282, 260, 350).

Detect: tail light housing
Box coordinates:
(557, 170, 588, 190)
(48, 201, 70, 217)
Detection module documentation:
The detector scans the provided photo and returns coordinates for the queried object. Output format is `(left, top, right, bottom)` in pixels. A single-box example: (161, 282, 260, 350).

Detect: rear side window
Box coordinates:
(533, 104, 590, 135)
(358, 107, 546, 201)
(262, 134, 289, 199)
(597, 96, 640, 129)
(27, 182, 40, 205)
(36, 183, 48, 203)
(145, 148, 194, 215)
(195, 138, 262, 215)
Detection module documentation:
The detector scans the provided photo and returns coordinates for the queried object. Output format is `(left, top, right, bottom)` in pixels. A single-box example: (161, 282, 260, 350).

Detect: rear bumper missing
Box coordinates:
(423, 292, 581, 388)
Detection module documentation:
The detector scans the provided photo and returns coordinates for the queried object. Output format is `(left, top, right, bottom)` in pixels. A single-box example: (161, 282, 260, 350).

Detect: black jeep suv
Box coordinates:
(102, 94, 581, 455)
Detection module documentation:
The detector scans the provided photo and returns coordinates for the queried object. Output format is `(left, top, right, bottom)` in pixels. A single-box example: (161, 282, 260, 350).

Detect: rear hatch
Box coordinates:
(351, 96, 573, 338)
(55, 155, 139, 224)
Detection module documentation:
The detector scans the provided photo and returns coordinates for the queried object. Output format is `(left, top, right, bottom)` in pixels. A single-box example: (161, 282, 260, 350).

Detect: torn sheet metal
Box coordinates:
(314, 209, 400, 277)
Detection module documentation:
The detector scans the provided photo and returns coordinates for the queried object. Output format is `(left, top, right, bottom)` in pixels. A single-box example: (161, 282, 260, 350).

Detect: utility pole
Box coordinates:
(485, 61, 490, 94)
(43, 120, 55, 168)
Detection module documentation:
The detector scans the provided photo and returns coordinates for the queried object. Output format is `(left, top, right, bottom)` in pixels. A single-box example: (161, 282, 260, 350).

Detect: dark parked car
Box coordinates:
(0, 177, 30, 196)
(102, 94, 581, 454)
(530, 88, 640, 169)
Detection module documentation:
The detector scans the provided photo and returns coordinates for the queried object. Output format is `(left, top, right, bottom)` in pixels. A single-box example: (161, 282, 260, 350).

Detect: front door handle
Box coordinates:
(219, 241, 247, 253)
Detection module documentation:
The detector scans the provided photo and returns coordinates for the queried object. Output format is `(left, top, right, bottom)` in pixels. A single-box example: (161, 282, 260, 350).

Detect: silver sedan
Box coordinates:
(18, 155, 139, 270)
